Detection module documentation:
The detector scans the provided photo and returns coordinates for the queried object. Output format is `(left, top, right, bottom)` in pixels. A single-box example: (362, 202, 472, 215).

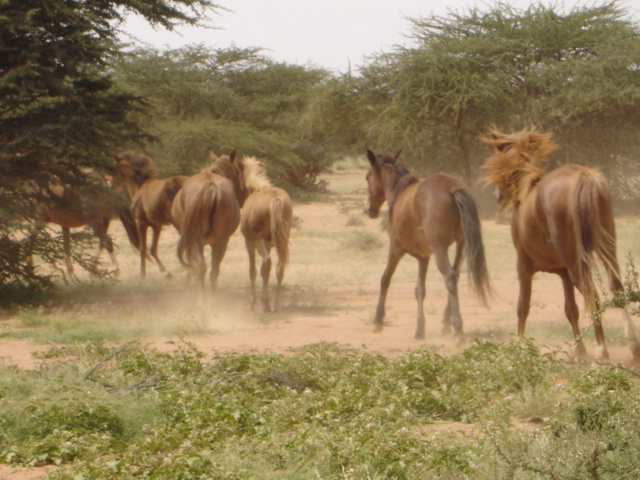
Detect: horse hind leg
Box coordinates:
(442, 240, 464, 335)
(434, 246, 464, 339)
(603, 256, 640, 363)
(558, 270, 592, 362)
(257, 240, 272, 313)
(245, 238, 258, 311)
(414, 257, 429, 340)
(274, 246, 285, 313)
(150, 226, 170, 278)
(208, 238, 231, 303)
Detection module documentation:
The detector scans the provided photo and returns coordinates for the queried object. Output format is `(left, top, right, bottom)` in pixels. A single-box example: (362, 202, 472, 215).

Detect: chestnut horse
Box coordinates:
(171, 150, 248, 302)
(240, 157, 292, 313)
(365, 150, 491, 340)
(37, 170, 139, 276)
(481, 126, 640, 362)
(114, 151, 187, 277)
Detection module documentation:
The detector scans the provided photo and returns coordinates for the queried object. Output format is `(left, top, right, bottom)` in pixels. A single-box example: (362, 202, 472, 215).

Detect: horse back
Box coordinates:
(177, 172, 241, 240)
(517, 163, 616, 275)
(241, 187, 292, 240)
(135, 175, 187, 226)
(390, 174, 465, 256)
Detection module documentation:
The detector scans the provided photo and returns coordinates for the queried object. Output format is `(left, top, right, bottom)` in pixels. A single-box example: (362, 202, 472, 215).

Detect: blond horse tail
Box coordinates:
(572, 171, 639, 345)
(571, 171, 616, 304)
(177, 185, 219, 269)
(270, 197, 291, 268)
(452, 188, 492, 305)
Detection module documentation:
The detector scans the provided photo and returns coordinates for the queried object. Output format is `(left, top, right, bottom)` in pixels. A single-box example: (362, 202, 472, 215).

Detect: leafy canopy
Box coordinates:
(0, 0, 220, 295)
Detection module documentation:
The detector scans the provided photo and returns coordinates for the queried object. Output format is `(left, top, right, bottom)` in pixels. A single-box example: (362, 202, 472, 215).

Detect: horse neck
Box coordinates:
(383, 171, 417, 212)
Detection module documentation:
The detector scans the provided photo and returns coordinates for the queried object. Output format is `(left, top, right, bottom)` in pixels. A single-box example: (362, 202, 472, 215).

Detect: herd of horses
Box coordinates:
(39, 126, 640, 364)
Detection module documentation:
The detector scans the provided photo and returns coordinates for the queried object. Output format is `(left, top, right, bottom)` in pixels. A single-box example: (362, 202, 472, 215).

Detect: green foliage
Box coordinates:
(8, 340, 631, 478)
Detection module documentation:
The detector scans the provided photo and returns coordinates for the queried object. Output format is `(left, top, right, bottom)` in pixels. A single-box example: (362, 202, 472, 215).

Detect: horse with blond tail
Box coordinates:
(171, 150, 248, 303)
(481, 126, 640, 363)
(240, 157, 293, 313)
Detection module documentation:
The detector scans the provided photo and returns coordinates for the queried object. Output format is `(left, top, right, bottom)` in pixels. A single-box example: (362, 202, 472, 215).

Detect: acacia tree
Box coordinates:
(0, 0, 219, 296)
(114, 45, 331, 189)
(357, 1, 640, 187)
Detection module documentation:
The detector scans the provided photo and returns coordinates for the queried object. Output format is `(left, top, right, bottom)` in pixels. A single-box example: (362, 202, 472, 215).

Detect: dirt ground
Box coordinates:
(1, 173, 639, 479)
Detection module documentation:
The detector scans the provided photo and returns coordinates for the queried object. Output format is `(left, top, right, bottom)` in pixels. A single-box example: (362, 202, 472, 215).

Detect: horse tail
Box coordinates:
(177, 185, 219, 269)
(270, 196, 291, 268)
(453, 188, 492, 305)
(116, 205, 141, 253)
(571, 170, 620, 301)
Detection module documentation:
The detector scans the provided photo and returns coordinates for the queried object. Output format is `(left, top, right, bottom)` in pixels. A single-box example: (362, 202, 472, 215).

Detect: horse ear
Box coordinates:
(229, 149, 237, 163)
(208, 150, 218, 163)
(366, 149, 377, 167)
(394, 150, 402, 161)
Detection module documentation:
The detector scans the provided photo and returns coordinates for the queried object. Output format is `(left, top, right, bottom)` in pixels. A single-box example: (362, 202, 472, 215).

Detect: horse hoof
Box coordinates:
(441, 323, 453, 335)
(455, 333, 467, 347)
(372, 324, 384, 334)
(595, 346, 610, 363)
(415, 331, 425, 340)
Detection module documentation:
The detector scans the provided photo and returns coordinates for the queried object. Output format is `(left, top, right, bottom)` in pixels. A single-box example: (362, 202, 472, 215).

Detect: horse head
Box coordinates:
(113, 151, 158, 198)
(365, 149, 407, 219)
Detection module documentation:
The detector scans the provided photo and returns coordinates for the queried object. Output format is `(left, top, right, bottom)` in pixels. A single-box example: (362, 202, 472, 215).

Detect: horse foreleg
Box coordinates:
(558, 270, 591, 361)
(414, 256, 429, 340)
(139, 224, 148, 277)
(257, 240, 272, 313)
(62, 226, 74, 276)
(434, 247, 463, 337)
(101, 233, 120, 277)
(374, 247, 403, 333)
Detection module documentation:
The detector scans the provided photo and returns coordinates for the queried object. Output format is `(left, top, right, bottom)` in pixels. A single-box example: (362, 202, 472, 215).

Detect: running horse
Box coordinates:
(37, 169, 140, 276)
(114, 151, 187, 277)
(171, 150, 248, 303)
(365, 150, 491, 340)
(240, 157, 293, 313)
(480, 126, 640, 362)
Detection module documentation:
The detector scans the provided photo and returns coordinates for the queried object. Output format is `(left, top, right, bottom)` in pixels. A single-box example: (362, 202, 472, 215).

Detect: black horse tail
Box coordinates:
(453, 188, 492, 305)
(116, 205, 141, 253)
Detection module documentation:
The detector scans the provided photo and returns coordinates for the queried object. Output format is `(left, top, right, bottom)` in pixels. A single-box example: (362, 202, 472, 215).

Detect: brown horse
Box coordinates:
(171, 150, 248, 302)
(365, 150, 491, 340)
(240, 157, 292, 313)
(480, 126, 640, 362)
(114, 151, 187, 277)
(37, 169, 140, 276)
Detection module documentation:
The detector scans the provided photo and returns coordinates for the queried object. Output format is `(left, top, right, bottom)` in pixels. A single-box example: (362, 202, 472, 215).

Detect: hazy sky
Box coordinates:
(122, 0, 640, 72)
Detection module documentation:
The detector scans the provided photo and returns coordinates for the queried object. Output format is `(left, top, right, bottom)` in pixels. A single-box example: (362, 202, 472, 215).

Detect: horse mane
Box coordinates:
(118, 151, 158, 185)
(242, 156, 272, 193)
(209, 154, 240, 178)
(480, 126, 557, 211)
(378, 154, 418, 217)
